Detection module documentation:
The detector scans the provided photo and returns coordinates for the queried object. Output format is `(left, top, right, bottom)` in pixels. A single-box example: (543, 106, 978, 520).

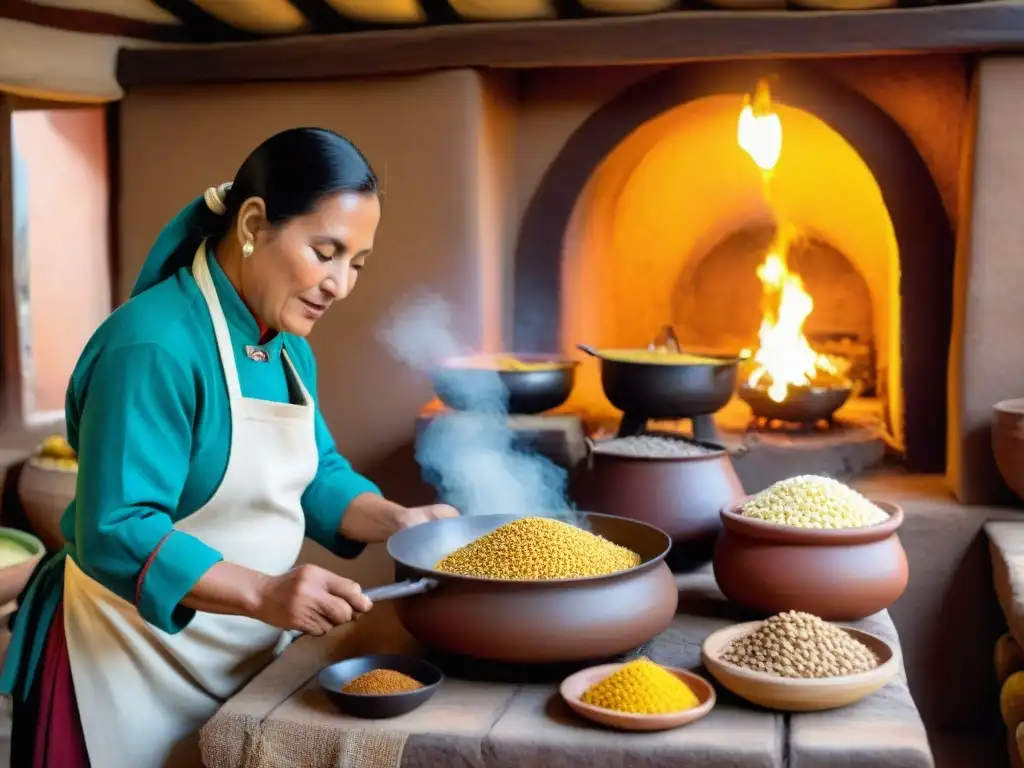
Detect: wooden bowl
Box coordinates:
(712, 498, 909, 621)
(993, 399, 1024, 503)
(560, 662, 716, 731)
(701, 621, 899, 712)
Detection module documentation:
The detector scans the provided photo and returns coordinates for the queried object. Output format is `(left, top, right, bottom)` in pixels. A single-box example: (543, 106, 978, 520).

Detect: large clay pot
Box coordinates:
(570, 434, 746, 570)
(713, 498, 909, 621)
(18, 458, 76, 552)
(993, 399, 1024, 504)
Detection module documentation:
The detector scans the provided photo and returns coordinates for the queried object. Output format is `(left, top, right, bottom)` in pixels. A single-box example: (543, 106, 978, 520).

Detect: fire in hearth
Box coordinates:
(737, 79, 850, 406)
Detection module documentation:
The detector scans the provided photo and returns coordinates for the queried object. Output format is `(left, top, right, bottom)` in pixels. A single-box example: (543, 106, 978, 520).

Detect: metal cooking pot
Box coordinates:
(577, 328, 741, 439)
(360, 513, 678, 664)
(430, 354, 579, 415)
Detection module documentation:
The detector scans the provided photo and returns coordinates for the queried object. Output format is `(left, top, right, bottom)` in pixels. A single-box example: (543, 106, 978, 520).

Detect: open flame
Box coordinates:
(737, 79, 838, 404)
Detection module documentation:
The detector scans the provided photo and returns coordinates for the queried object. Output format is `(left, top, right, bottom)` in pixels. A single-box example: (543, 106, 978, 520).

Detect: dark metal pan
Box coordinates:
(430, 354, 579, 415)
(360, 512, 678, 664)
(739, 382, 853, 424)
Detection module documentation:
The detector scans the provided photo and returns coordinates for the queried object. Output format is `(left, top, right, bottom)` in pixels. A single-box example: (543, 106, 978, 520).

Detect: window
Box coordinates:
(8, 106, 112, 428)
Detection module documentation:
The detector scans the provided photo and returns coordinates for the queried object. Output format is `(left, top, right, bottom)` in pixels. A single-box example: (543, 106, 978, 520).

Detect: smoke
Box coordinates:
(378, 292, 575, 520)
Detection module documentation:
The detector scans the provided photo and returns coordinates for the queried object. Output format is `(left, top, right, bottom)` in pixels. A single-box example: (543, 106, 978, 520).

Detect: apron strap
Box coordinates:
(281, 349, 313, 408)
(192, 243, 243, 402)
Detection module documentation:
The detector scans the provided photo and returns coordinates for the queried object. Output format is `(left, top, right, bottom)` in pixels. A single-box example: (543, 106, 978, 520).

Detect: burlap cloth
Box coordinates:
(200, 570, 933, 768)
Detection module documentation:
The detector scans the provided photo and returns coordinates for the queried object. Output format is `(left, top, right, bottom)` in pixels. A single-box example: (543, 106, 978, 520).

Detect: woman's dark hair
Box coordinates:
(130, 128, 378, 298)
(201, 126, 378, 240)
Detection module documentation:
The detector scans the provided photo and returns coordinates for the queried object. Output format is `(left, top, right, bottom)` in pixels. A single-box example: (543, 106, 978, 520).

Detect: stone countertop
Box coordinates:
(199, 570, 932, 768)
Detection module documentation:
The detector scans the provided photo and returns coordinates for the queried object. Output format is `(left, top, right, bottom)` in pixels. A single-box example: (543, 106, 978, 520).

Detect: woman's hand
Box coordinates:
(252, 564, 372, 635)
(394, 504, 460, 530)
(339, 494, 461, 543)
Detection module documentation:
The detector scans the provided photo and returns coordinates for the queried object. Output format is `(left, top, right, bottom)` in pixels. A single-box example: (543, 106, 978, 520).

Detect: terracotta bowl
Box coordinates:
(712, 498, 908, 621)
(18, 458, 76, 552)
(560, 663, 716, 731)
(701, 621, 899, 711)
(993, 399, 1024, 504)
(0, 528, 45, 606)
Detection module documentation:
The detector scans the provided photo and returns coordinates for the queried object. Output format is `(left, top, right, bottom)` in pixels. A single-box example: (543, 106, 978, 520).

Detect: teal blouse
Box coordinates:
(0, 250, 380, 703)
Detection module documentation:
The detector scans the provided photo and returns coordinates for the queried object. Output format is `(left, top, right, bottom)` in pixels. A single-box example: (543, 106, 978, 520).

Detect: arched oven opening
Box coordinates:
(514, 61, 954, 474)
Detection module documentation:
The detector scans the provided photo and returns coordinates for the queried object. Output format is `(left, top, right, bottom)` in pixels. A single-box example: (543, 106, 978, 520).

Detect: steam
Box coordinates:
(378, 293, 575, 520)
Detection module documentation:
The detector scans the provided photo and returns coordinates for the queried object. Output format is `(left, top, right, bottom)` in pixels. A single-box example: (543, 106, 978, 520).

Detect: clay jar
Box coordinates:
(713, 498, 908, 621)
(570, 433, 746, 570)
(993, 399, 1024, 504)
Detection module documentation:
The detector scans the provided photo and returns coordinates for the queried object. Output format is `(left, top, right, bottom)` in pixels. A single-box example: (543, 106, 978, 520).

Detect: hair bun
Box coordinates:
(203, 183, 232, 216)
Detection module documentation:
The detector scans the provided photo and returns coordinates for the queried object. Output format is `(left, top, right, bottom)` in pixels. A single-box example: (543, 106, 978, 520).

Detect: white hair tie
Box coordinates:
(203, 182, 232, 216)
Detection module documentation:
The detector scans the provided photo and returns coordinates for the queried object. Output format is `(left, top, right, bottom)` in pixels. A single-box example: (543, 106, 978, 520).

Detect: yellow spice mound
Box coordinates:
(342, 669, 423, 695)
(581, 658, 700, 715)
(434, 517, 641, 580)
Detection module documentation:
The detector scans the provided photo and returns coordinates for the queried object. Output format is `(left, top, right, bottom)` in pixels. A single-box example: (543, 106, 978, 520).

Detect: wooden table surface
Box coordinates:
(200, 568, 933, 768)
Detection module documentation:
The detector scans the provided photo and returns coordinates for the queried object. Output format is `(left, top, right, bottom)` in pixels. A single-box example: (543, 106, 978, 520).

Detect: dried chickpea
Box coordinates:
(721, 611, 879, 679)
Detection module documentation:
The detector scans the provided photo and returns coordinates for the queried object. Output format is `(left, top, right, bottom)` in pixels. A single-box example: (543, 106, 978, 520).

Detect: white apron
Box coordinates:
(63, 244, 318, 768)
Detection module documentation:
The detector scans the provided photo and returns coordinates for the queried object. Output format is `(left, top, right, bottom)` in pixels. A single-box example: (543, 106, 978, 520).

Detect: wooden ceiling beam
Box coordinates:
(117, 2, 1024, 89)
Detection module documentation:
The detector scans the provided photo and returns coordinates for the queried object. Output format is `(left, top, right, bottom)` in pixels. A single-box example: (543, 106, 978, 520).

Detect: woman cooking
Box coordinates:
(0, 127, 457, 768)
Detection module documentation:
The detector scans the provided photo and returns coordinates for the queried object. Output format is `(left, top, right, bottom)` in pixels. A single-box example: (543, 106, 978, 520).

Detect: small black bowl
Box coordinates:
(317, 653, 444, 719)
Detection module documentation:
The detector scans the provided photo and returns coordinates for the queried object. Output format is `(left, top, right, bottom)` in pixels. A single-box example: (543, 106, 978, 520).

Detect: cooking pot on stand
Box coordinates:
(577, 327, 740, 442)
(356, 512, 678, 664)
(570, 433, 746, 571)
(430, 354, 578, 415)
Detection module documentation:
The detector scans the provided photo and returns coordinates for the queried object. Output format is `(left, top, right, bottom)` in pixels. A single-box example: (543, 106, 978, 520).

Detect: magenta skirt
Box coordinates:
(10, 601, 90, 767)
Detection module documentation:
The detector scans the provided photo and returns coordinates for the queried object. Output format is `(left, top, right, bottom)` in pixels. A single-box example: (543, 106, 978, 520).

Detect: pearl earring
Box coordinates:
(242, 239, 254, 258)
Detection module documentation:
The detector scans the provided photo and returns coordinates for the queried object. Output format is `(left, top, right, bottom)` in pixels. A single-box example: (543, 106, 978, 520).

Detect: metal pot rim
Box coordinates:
(432, 354, 581, 370)
(738, 383, 853, 397)
(388, 511, 673, 586)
